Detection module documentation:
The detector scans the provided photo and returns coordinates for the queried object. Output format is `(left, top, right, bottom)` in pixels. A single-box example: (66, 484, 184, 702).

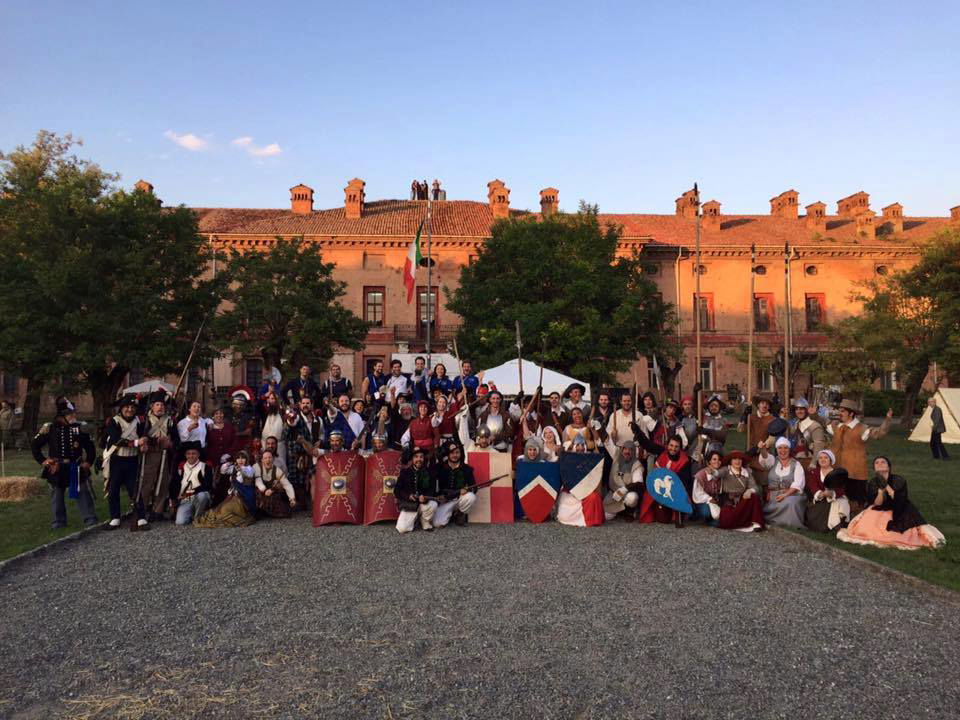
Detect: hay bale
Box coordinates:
(0, 476, 45, 502)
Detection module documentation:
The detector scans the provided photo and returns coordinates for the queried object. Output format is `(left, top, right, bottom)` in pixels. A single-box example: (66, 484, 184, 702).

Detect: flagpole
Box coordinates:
(747, 243, 756, 450)
(783, 242, 791, 411)
(426, 195, 433, 369)
(694, 184, 702, 421)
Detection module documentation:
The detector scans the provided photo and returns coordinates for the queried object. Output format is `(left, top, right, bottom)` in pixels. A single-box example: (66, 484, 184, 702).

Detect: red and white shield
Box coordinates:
(363, 450, 402, 525)
(467, 450, 514, 524)
(312, 451, 365, 526)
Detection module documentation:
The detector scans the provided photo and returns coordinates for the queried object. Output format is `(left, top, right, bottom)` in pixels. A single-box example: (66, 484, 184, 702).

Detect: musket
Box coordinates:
(423, 473, 511, 502)
(132, 317, 209, 531)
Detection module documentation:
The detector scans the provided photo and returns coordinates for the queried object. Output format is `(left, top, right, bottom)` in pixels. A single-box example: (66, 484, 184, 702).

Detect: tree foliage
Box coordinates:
(212, 237, 369, 377)
(447, 208, 678, 388)
(823, 229, 960, 423)
(0, 131, 217, 428)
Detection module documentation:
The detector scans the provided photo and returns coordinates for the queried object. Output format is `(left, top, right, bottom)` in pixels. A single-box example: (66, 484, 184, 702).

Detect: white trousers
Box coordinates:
(433, 492, 477, 528)
(396, 500, 438, 533)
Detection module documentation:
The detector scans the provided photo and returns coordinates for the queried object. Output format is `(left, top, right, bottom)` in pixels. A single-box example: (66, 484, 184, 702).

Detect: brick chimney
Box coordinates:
(881, 202, 904, 234)
(344, 178, 365, 220)
(856, 210, 876, 240)
(702, 200, 721, 230)
(290, 184, 314, 215)
(487, 179, 510, 219)
(675, 189, 699, 219)
(805, 201, 826, 231)
(134, 179, 154, 194)
(770, 189, 799, 219)
(837, 191, 870, 217)
(951, 205, 960, 223)
(540, 187, 559, 217)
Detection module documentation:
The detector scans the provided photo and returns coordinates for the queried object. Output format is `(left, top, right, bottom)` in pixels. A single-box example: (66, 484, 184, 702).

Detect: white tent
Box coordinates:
(479, 359, 591, 400)
(119, 380, 175, 397)
(909, 388, 960, 444)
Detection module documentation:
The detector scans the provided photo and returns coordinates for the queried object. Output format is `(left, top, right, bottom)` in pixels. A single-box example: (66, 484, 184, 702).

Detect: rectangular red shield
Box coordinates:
(312, 451, 365, 526)
(363, 450, 402, 525)
(467, 450, 514, 524)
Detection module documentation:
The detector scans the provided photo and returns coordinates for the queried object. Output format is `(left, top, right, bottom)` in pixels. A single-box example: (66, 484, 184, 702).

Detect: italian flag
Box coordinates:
(404, 220, 423, 303)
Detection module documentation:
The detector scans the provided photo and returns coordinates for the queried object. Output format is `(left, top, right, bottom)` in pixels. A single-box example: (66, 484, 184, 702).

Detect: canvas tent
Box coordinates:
(119, 380, 175, 397)
(908, 388, 960, 444)
(478, 359, 591, 400)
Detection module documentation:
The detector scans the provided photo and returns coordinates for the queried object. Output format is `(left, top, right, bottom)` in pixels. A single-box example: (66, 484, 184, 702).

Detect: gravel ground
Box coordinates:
(0, 517, 957, 719)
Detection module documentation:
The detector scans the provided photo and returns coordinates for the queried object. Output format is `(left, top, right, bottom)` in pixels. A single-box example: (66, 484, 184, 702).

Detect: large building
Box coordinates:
(3, 178, 957, 414)
(191, 179, 957, 398)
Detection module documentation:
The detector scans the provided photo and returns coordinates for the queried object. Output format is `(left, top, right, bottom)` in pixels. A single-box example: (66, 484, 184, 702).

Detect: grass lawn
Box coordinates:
(725, 427, 959, 592)
(0, 450, 111, 562)
(0, 427, 956, 590)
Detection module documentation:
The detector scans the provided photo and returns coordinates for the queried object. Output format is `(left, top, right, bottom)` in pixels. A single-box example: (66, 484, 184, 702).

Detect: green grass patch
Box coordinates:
(0, 450, 111, 562)
(727, 427, 959, 592)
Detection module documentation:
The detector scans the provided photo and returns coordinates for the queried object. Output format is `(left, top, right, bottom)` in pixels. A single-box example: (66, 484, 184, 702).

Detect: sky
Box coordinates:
(1, 0, 958, 215)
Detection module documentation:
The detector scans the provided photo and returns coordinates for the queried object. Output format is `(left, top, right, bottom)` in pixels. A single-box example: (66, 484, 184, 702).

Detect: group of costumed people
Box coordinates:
(31, 359, 945, 550)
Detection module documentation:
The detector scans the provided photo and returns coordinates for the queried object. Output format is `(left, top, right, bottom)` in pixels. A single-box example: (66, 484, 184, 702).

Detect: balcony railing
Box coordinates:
(393, 324, 461, 343)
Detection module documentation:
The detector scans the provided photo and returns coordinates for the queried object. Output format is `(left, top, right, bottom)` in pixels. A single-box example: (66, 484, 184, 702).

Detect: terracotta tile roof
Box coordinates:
(196, 200, 531, 237)
(193, 200, 955, 247)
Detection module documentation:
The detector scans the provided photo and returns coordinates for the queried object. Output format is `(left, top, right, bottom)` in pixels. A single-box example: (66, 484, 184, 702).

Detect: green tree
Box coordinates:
(212, 237, 369, 380)
(0, 132, 218, 430)
(447, 207, 678, 388)
(824, 229, 960, 423)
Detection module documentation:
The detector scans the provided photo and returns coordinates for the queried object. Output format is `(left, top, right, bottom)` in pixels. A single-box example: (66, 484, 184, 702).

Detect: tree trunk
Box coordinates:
(21, 377, 44, 436)
(90, 366, 130, 438)
(901, 369, 926, 427)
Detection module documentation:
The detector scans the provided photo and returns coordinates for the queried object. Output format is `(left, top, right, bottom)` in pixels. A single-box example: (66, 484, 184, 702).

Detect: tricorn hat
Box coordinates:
(55, 396, 76, 417)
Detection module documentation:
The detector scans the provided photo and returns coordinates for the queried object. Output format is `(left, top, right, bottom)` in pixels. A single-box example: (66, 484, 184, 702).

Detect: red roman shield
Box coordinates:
(363, 450, 402, 525)
(467, 450, 514, 524)
(312, 451, 365, 526)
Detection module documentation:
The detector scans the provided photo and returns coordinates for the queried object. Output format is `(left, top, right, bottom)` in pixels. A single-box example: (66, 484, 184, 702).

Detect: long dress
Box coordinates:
(717, 467, 765, 531)
(760, 456, 807, 528)
(194, 468, 257, 528)
(838, 474, 945, 550)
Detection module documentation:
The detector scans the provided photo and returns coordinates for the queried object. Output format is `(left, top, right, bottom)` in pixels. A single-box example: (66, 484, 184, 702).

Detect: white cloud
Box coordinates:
(164, 130, 208, 151)
(232, 136, 282, 157)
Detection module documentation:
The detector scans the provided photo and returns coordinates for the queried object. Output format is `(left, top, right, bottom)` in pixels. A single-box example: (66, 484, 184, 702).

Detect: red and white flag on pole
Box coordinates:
(403, 220, 424, 304)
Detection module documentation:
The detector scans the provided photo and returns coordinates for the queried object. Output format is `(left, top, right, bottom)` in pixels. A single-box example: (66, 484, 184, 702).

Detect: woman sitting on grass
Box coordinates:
(837, 456, 945, 550)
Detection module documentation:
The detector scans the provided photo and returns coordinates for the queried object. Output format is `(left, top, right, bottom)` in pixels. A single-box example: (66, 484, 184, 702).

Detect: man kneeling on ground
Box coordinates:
(396, 447, 437, 533)
(434, 441, 476, 527)
(171, 447, 212, 525)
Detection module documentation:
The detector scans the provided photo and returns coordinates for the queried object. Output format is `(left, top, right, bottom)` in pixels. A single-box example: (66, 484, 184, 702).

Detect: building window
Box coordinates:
(754, 294, 775, 332)
(364, 286, 385, 327)
(646, 357, 661, 390)
(757, 368, 775, 392)
(694, 293, 715, 331)
(805, 293, 826, 331)
(699, 358, 715, 389)
(754, 265, 767, 275)
(643, 263, 659, 276)
(880, 368, 898, 391)
(417, 286, 438, 336)
(245, 359, 263, 389)
(875, 265, 889, 276)
(804, 265, 818, 276)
